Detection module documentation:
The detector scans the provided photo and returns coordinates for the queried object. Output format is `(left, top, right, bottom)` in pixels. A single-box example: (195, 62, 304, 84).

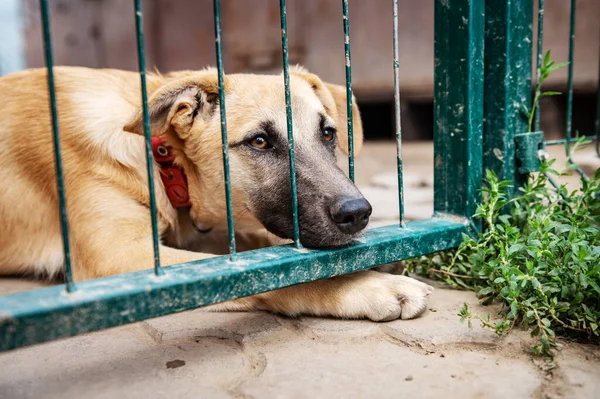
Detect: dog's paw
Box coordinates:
(343, 273, 434, 321)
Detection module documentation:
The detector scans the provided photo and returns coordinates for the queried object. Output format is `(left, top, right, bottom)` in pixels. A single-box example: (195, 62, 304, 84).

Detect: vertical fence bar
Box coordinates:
(213, 0, 237, 257)
(341, 0, 355, 182)
(392, 0, 405, 227)
(134, 0, 162, 275)
(40, 0, 75, 292)
(596, 28, 600, 157)
(434, 0, 484, 231)
(564, 0, 576, 155)
(482, 0, 532, 198)
(533, 0, 564, 188)
(560, 0, 588, 179)
(534, 0, 544, 132)
(279, 0, 301, 248)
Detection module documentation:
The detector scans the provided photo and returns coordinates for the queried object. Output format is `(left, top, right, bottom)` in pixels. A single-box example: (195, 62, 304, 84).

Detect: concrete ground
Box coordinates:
(1, 141, 599, 399)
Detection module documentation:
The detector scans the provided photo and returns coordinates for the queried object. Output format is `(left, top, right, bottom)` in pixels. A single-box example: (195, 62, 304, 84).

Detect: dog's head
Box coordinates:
(124, 66, 371, 248)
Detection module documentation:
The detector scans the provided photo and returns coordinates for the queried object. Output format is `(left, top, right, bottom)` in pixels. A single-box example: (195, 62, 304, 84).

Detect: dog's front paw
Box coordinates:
(342, 273, 434, 321)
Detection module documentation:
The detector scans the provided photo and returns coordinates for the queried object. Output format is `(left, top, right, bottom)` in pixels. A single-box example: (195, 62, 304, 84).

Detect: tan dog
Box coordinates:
(0, 66, 432, 321)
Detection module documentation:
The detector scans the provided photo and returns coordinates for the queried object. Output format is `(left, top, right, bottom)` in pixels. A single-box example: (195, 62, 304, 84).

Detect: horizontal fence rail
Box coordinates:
(0, 219, 467, 350)
(1, 0, 492, 351)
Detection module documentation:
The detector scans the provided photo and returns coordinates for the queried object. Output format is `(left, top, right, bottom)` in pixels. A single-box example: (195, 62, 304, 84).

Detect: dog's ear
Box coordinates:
(290, 66, 363, 157)
(123, 75, 220, 139)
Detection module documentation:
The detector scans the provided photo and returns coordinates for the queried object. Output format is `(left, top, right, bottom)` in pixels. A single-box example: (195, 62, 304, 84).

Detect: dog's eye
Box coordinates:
(248, 135, 272, 150)
(323, 127, 336, 142)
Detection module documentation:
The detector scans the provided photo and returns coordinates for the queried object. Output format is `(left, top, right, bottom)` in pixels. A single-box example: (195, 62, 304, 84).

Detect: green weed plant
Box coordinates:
(407, 158, 600, 358)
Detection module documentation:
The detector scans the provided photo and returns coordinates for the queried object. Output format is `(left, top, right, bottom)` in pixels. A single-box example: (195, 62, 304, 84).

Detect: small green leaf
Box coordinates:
(546, 61, 569, 73)
(508, 244, 525, 255)
(542, 318, 551, 327)
(588, 279, 600, 295)
(540, 91, 561, 97)
(543, 50, 551, 66)
(478, 287, 494, 297)
(526, 310, 534, 318)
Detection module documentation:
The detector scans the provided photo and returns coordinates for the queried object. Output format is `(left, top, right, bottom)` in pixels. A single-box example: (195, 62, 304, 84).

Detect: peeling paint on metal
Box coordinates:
(433, 0, 484, 231)
(483, 0, 532, 198)
(493, 148, 504, 161)
(515, 131, 544, 173)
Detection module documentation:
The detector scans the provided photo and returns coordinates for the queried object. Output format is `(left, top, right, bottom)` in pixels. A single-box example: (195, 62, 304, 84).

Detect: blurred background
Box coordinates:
(1, 0, 599, 143)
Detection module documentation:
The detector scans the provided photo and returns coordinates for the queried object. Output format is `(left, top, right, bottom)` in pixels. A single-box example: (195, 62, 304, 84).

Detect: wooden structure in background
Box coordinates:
(23, 0, 600, 100)
(21, 0, 600, 139)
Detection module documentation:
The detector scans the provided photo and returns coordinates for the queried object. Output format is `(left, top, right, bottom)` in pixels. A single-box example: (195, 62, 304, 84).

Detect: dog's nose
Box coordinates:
(330, 197, 372, 234)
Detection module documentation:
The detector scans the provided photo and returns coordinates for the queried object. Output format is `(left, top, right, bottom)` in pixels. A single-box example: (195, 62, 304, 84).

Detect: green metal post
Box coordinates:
(564, 0, 576, 155)
(533, 0, 593, 179)
(482, 0, 533, 197)
(561, 0, 588, 178)
(213, 0, 237, 257)
(596, 30, 600, 157)
(392, 0, 405, 226)
(434, 0, 484, 229)
(342, 0, 355, 182)
(279, 0, 301, 248)
(534, 0, 544, 132)
(134, 0, 162, 276)
(39, 0, 75, 292)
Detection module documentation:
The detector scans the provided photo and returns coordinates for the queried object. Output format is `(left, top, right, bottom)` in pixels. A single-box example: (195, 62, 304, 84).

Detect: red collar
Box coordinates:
(151, 137, 191, 208)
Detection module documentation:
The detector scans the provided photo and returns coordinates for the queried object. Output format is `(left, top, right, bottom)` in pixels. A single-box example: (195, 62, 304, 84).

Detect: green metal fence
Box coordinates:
(533, 0, 599, 182)
(484, 0, 599, 192)
(0, 0, 597, 352)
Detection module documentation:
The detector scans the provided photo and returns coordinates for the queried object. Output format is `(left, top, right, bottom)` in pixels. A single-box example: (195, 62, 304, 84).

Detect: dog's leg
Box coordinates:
(66, 185, 215, 280)
(75, 238, 214, 280)
(205, 270, 433, 321)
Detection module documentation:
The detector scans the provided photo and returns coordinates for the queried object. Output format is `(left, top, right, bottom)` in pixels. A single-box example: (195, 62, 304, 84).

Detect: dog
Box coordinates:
(0, 66, 432, 321)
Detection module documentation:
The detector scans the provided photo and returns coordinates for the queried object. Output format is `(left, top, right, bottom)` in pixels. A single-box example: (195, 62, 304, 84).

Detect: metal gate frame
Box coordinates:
(5, 0, 593, 352)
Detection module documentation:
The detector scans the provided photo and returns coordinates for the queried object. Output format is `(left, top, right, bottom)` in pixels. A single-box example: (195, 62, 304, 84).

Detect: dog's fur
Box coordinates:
(0, 66, 432, 321)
